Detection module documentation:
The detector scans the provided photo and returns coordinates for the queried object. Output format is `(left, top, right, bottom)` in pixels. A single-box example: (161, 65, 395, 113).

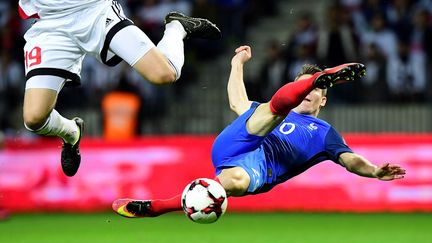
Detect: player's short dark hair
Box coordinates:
(295, 64, 327, 96)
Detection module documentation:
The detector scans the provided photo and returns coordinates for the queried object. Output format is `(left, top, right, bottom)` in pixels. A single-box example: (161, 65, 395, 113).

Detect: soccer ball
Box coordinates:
(181, 178, 228, 224)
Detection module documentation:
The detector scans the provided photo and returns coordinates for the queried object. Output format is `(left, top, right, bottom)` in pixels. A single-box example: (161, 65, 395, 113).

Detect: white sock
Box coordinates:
(26, 110, 80, 145)
(157, 20, 187, 80)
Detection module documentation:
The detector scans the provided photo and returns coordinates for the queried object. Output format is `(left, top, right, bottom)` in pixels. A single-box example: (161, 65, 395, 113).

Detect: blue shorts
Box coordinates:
(211, 102, 268, 193)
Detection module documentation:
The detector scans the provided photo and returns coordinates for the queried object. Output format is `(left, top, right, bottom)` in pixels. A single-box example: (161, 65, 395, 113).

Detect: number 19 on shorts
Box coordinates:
(25, 46, 42, 69)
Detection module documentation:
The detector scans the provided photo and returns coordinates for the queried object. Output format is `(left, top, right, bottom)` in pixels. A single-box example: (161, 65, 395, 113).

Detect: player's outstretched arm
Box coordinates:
(339, 152, 406, 181)
(227, 45, 253, 116)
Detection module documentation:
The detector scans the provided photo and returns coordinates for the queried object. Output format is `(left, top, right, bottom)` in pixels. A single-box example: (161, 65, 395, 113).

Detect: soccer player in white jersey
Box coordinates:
(19, 0, 221, 177)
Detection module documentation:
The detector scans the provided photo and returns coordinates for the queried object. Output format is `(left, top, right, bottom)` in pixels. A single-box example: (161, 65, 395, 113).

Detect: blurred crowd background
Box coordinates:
(1, 0, 432, 139)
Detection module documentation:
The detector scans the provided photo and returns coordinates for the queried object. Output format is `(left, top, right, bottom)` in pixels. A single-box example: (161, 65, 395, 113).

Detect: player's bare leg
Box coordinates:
(245, 103, 285, 136)
(23, 86, 83, 177)
(23, 88, 58, 129)
(216, 167, 250, 196)
(131, 12, 221, 85)
(132, 48, 178, 85)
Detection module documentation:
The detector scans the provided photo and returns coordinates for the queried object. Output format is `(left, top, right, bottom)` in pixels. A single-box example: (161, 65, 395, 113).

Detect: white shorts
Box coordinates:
(24, 0, 155, 91)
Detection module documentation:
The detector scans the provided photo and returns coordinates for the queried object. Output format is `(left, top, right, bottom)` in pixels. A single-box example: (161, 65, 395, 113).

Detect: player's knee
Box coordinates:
(219, 168, 250, 196)
(133, 53, 178, 84)
(229, 178, 249, 194)
(23, 111, 49, 131)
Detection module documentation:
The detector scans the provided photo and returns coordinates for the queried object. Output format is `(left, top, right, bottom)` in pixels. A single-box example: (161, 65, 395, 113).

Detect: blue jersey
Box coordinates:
(212, 102, 353, 194)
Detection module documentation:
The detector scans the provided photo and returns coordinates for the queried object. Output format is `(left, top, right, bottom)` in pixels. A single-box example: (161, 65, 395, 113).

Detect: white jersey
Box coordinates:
(18, 0, 106, 19)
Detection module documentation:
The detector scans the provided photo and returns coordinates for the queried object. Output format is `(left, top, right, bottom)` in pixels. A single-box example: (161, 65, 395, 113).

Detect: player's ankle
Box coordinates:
(165, 20, 187, 38)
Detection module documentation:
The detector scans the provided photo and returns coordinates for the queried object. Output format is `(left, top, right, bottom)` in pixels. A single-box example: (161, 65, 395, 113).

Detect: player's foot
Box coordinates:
(112, 199, 159, 218)
(61, 117, 84, 177)
(313, 63, 366, 89)
(165, 11, 221, 40)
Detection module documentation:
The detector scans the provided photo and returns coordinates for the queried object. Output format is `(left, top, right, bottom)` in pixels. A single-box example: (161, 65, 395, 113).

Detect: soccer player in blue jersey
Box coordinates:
(112, 46, 406, 217)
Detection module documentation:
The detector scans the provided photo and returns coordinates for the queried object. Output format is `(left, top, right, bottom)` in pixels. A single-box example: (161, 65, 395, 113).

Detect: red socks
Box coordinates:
(150, 194, 182, 215)
(150, 177, 224, 215)
(269, 72, 320, 116)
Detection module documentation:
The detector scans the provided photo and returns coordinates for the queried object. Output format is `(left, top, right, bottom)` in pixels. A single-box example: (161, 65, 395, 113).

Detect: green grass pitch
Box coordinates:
(1, 212, 431, 243)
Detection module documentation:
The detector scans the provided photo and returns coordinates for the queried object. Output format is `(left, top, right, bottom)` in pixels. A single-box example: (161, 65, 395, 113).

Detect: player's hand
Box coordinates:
(373, 163, 406, 181)
(231, 45, 252, 66)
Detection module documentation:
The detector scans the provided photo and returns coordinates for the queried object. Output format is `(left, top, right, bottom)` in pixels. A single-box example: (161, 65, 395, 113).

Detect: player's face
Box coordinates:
(293, 74, 327, 117)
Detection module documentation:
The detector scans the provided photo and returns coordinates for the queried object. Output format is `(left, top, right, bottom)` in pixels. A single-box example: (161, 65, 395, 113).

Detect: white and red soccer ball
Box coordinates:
(181, 178, 228, 224)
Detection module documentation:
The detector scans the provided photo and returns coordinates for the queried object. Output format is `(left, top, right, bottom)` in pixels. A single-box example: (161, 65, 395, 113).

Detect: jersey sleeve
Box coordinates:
(18, 0, 40, 19)
(324, 126, 353, 164)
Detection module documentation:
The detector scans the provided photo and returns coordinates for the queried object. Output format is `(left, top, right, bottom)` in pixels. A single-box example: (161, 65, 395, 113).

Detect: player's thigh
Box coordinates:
(132, 47, 176, 84)
(109, 26, 175, 84)
(102, 5, 176, 84)
(246, 103, 284, 136)
(105, 17, 176, 84)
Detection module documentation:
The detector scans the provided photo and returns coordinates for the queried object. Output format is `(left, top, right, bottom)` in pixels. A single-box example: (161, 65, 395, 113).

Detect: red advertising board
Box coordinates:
(0, 134, 431, 212)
